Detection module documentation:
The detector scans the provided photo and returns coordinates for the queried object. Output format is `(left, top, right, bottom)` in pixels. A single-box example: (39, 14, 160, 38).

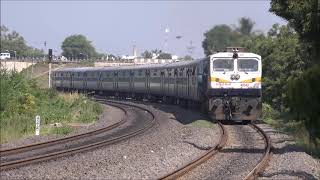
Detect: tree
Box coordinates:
(157, 52, 172, 59)
(0, 25, 44, 58)
(237, 17, 255, 36)
(183, 55, 193, 61)
(61, 34, 97, 59)
(270, 0, 319, 64)
(287, 65, 320, 146)
(270, 0, 320, 143)
(141, 50, 152, 59)
(244, 24, 305, 111)
(202, 25, 240, 56)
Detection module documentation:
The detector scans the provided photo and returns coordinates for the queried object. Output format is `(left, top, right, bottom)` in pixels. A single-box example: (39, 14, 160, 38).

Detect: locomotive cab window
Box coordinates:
(237, 59, 258, 72)
(212, 59, 234, 72)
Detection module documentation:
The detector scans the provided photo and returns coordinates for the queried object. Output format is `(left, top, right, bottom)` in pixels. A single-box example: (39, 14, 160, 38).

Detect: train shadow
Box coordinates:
(126, 100, 211, 125)
(260, 170, 318, 180)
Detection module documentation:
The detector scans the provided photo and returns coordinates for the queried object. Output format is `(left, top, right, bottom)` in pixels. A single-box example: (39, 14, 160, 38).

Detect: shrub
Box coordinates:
(287, 65, 320, 145)
(262, 103, 279, 123)
(0, 69, 102, 143)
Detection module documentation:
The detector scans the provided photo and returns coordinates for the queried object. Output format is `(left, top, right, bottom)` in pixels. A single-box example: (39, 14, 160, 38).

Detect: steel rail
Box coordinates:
(244, 123, 272, 180)
(0, 100, 156, 171)
(160, 121, 228, 180)
(0, 100, 126, 156)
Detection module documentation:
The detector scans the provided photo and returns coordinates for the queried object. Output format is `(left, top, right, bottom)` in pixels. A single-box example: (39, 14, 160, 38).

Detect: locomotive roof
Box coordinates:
(54, 58, 208, 73)
(210, 52, 261, 60)
(55, 67, 103, 72)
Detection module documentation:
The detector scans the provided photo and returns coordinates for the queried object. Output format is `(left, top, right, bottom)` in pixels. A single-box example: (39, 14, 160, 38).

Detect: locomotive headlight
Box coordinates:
(230, 74, 235, 80)
(235, 74, 240, 80)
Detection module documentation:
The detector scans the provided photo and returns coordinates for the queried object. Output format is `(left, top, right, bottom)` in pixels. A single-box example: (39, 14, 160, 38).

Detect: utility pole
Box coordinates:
(164, 26, 169, 52)
(187, 41, 195, 56)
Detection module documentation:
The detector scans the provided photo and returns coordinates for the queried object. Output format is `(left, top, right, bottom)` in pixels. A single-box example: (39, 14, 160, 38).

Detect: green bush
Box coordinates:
(0, 69, 102, 143)
(262, 103, 279, 123)
(287, 65, 320, 144)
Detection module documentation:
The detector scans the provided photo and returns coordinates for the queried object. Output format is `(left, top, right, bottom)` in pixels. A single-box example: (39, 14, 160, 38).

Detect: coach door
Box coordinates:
(145, 69, 150, 94)
(130, 70, 134, 92)
(187, 67, 191, 98)
(98, 72, 102, 90)
(160, 70, 165, 95)
(70, 72, 74, 90)
(83, 72, 87, 90)
(174, 69, 178, 97)
(113, 71, 118, 90)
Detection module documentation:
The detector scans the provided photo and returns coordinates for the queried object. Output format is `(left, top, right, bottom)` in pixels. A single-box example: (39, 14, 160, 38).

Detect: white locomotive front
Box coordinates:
(207, 48, 262, 121)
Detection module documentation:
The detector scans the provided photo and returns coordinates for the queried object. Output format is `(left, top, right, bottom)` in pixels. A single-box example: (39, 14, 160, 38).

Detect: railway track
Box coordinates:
(0, 100, 156, 171)
(244, 123, 272, 180)
(160, 121, 228, 179)
(161, 121, 272, 180)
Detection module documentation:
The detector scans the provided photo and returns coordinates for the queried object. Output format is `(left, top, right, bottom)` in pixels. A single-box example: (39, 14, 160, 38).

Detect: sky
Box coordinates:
(1, 1, 286, 58)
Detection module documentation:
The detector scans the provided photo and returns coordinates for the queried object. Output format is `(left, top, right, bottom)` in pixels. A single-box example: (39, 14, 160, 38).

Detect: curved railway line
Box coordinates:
(0, 100, 156, 171)
(244, 123, 272, 180)
(161, 121, 272, 180)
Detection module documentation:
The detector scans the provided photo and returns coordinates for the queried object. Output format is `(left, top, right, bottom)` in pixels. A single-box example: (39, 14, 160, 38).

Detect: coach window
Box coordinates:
(179, 68, 183, 77)
(153, 70, 157, 76)
(174, 69, 178, 76)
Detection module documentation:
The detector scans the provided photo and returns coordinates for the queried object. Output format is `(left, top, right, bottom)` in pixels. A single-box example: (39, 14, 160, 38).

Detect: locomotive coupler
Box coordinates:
(223, 97, 233, 120)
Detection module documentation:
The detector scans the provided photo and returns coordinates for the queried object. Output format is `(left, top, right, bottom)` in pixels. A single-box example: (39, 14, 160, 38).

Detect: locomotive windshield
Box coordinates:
(237, 59, 258, 72)
(212, 59, 234, 71)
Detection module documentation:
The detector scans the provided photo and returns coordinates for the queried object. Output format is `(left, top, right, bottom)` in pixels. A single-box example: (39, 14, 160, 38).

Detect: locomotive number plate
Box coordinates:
(241, 83, 250, 87)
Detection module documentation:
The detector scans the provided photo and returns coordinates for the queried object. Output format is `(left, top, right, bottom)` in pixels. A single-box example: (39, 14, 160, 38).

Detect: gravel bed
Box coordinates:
(0, 103, 124, 150)
(181, 124, 266, 180)
(1, 101, 220, 179)
(256, 122, 320, 180)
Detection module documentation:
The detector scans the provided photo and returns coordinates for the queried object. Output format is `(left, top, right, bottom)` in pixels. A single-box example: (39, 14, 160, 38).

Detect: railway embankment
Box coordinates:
(0, 68, 103, 144)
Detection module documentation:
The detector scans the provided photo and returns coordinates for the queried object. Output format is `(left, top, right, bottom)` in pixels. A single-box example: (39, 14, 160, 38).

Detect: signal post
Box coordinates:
(48, 49, 52, 88)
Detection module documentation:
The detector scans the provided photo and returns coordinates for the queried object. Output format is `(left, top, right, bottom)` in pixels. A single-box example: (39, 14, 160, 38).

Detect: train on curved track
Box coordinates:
(52, 48, 262, 122)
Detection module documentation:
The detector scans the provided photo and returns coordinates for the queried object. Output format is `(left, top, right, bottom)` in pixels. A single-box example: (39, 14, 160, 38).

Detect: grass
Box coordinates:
(190, 120, 215, 129)
(0, 91, 103, 143)
(262, 103, 320, 158)
(0, 69, 103, 144)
